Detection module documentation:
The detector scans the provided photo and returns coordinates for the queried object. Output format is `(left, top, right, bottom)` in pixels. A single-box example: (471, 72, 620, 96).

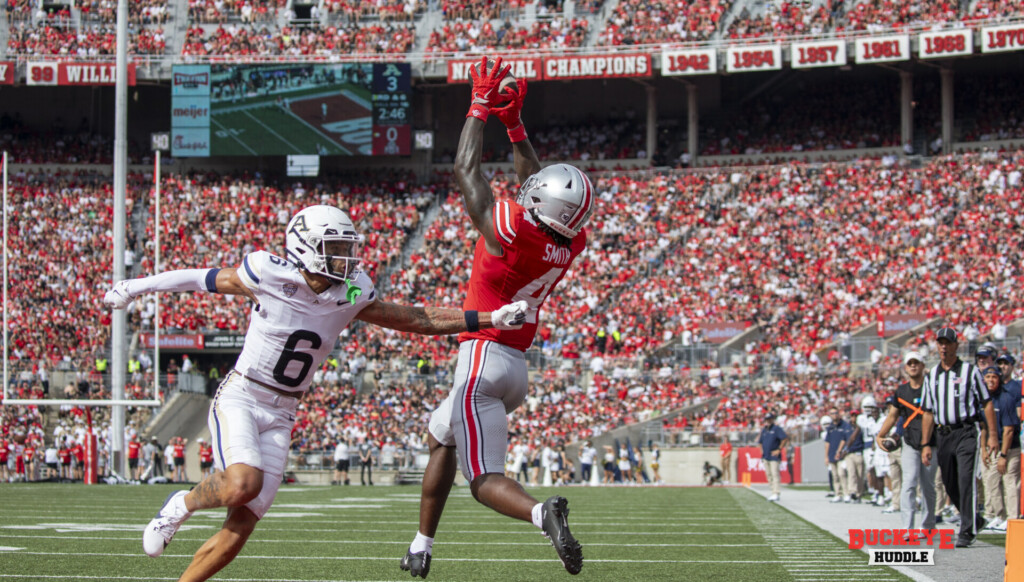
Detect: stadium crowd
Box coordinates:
(424, 16, 588, 54)
(598, 0, 734, 45)
(181, 22, 416, 56)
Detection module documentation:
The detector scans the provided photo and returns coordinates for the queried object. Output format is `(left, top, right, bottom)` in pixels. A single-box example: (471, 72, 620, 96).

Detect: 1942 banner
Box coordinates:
(661, 49, 717, 76)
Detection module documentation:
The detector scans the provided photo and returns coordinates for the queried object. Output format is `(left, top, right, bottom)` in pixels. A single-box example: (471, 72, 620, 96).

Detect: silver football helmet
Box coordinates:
(285, 205, 363, 282)
(516, 163, 594, 238)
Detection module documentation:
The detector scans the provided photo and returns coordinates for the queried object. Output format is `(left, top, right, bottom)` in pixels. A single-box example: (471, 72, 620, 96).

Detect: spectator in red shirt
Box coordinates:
(720, 439, 734, 483)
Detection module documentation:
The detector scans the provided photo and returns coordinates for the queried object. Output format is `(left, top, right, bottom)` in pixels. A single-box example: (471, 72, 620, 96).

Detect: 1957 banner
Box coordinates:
(790, 40, 846, 69)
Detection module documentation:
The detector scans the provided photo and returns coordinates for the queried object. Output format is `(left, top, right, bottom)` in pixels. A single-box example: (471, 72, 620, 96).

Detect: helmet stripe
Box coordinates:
(566, 166, 592, 231)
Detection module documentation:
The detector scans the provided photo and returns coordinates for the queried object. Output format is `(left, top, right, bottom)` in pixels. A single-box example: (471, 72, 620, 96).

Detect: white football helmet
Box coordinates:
(285, 205, 363, 282)
(516, 163, 594, 239)
(861, 395, 877, 410)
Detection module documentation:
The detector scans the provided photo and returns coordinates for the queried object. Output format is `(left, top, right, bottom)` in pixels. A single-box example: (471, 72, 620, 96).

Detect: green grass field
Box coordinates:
(0, 484, 913, 581)
(210, 85, 373, 156)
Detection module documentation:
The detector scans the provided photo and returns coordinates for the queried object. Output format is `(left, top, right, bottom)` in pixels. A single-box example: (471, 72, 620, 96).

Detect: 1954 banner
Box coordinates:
(27, 62, 137, 86)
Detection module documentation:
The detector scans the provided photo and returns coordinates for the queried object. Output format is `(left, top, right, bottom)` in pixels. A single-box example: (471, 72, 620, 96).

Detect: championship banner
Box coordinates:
(661, 49, 717, 76)
(138, 334, 205, 350)
(700, 321, 750, 344)
(736, 446, 802, 484)
(58, 62, 136, 85)
(791, 40, 847, 69)
(725, 45, 782, 73)
(446, 57, 542, 83)
(981, 23, 1024, 53)
(543, 53, 651, 80)
(878, 313, 930, 337)
(855, 35, 910, 63)
(919, 29, 972, 59)
(0, 61, 14, 85)
(26, 62, 58, 86)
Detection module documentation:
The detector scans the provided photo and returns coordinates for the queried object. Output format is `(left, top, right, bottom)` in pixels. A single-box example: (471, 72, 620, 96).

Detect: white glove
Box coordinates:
(492, 300, 528, 330)
(103, 280, 135, 309)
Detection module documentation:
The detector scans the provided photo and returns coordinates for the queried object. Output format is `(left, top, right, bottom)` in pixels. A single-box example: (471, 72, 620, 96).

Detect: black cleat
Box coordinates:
(542, 496, 583, 575)
(400, 548, 431, 578)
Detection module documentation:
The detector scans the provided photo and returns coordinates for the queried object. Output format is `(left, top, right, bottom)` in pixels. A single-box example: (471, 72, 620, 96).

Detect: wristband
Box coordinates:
(1001, 452, 1008, 459)
(467, 104, 489, 120)
(507, 122, 527, 143)
(465, 310, 480, 333)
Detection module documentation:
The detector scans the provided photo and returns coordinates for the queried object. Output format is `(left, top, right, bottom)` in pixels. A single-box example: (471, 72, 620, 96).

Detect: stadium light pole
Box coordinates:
(111, 0, 129, 479)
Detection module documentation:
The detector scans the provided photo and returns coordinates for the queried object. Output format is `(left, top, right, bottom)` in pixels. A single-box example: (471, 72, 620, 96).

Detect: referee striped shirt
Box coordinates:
(921, 359, 990, 426)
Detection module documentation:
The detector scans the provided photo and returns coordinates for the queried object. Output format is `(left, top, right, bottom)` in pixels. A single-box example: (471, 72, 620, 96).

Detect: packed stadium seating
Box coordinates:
(598, 0, 734, 45)
(181, 22, 416, 56)
(424, 16, 588, 54)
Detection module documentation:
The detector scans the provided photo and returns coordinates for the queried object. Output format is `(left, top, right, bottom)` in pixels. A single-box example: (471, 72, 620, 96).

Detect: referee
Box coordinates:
(920, 327, 998, 548)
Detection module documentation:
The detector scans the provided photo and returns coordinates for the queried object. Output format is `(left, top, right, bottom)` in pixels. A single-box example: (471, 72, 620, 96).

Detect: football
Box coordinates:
(471, 57, 518, 101)
(879, 436, 901, 452)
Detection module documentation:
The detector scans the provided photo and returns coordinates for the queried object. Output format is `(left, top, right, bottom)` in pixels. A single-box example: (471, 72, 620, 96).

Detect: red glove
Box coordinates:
(467, 56, 511, 121)
(493, 78, 528, 143)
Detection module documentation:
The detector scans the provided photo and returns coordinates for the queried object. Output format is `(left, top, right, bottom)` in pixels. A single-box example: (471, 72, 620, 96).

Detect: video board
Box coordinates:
(171, 62, 411, 157)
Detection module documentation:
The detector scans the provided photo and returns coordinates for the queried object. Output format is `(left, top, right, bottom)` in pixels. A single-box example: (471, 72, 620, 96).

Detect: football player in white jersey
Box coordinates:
(103, 205, 527, 582)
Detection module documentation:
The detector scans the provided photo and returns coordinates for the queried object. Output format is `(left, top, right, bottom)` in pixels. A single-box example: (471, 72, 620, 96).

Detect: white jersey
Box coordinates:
(234, 251, 376, 394)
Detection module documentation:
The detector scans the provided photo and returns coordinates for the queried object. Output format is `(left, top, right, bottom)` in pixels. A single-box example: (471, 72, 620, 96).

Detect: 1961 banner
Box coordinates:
(661, 49, 717, 76)
(790, 40, 846, 69)
(725, 45, 782, 73)
(855, 35, 910, 63)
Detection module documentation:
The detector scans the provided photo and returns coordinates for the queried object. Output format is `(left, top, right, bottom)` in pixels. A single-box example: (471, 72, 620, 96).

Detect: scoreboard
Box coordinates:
(171, 62, 411, 157)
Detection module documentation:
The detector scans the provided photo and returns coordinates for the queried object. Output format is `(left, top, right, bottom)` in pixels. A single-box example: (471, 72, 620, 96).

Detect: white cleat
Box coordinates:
(143, 490, 192, 557)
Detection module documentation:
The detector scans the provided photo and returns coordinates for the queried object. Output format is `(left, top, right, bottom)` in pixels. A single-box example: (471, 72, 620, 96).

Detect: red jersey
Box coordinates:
(720, 441, 733, 458)
(458, 200, 586, 351)
(173, 444, 185, 458)
(72, 444, 84, 462)
(59, 448, 72, 464)
(199, 444, 213, 463)
(127, 441, 141, 459)
(0, 441, 7, 462)
(24, 446, 35, 461)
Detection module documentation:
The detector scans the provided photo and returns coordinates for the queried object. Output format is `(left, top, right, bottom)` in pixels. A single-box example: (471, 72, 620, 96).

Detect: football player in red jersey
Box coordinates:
(402, 57, 591, 579)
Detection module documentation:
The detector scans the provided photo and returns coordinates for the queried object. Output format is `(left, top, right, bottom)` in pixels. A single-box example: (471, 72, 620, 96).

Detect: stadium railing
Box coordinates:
(6, 15, 1024, 80)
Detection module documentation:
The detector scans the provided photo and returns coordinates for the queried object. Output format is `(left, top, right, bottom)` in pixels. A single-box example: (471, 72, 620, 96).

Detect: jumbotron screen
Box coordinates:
(171, 62, 411, 157)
